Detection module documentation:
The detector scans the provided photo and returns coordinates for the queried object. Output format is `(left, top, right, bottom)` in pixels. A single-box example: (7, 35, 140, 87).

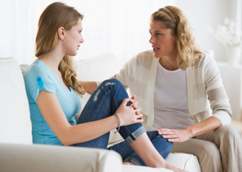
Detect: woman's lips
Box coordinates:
(153, 47, 159, 53)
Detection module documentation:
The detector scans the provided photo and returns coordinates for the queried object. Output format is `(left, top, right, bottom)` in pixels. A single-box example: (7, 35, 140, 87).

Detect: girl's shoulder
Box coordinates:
(24, 60, 53, 80)
(24, 60, 56, 89)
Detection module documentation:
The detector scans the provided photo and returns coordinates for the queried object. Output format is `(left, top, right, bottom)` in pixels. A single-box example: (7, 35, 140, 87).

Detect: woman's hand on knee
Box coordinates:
(116, 98, 143, 126)
(157, 128, 192, 143)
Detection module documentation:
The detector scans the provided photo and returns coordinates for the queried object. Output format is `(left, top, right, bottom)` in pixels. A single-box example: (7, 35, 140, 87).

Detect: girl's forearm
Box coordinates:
(64, 115, 119, 146)
(79, 81, 97, 95)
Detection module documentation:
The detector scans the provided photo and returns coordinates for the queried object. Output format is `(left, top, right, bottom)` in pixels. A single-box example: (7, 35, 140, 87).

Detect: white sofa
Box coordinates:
(0, 54, 201, 172)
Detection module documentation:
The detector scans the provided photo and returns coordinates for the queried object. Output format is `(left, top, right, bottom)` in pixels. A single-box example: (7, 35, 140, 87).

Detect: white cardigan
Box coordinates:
(113, 50, 232, 131)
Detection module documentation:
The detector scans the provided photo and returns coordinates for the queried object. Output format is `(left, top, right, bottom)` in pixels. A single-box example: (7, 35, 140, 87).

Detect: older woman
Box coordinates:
(109, 6, 242, 172)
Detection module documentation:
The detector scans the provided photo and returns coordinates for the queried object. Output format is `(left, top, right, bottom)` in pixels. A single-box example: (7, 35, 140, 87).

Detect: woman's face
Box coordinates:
(64, 18, 84, 56)
(149, 20, 177, 59)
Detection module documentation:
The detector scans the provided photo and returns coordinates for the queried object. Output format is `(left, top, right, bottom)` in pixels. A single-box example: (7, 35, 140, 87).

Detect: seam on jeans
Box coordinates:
(131, 126, 146, 139)
(125, 136, 133, 145)
(124, 156, 142, 166)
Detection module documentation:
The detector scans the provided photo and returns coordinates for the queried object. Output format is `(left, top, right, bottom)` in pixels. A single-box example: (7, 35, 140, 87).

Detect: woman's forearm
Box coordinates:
(186, 116, 222, 138)
(79, 81, 97, 95)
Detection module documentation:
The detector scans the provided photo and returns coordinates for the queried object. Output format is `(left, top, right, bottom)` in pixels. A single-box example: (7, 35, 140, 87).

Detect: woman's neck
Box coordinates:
(159, 55, 179, 71)
(37, 46, 65, 72)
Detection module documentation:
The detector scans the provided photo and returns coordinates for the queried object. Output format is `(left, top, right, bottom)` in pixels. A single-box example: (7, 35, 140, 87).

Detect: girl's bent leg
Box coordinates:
(72, 79, 145, 148)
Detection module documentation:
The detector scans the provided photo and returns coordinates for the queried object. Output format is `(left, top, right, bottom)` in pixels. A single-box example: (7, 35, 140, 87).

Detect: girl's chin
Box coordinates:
(67, 52, 78, 56)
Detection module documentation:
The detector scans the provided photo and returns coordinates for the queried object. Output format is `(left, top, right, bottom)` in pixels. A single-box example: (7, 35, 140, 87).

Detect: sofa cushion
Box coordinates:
(166, 153, 201, 172)
(0, 57, 32, 144)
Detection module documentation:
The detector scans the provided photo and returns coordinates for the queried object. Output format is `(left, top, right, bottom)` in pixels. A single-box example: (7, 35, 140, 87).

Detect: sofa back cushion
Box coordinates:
(0, 58, 32, 144)
(76, 54, 118, 105)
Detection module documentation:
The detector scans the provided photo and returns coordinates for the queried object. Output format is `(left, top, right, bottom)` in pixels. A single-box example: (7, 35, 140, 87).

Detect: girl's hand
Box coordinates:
(157, 128, 192, 143)
(130, 95, 142, 117)
(115, 97, 143, 126)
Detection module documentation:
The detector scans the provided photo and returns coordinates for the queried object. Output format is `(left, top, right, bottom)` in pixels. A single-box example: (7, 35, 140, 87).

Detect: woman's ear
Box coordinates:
(57, 27, 65, 41)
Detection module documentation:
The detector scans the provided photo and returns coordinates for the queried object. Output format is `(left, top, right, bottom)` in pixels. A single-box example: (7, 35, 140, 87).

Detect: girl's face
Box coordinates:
(64, 18, 84, 56)
(149, 20, 177, 59)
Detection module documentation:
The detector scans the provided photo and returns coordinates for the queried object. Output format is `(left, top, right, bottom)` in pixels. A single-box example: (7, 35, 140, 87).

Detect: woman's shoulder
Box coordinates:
(136, 49, 153, 59)
(129, 50, 154, 67)
(194, 53, 217, 69)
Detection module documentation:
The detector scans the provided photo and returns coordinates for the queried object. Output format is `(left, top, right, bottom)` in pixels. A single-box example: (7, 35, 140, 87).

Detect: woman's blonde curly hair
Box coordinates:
(35, 2, 85, 96)
(151, 6, 205, 70)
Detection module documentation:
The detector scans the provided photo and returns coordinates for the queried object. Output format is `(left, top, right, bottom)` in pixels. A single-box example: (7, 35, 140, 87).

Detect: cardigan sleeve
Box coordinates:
(112, 55, 137, 90)
(204, 56, 232, 123)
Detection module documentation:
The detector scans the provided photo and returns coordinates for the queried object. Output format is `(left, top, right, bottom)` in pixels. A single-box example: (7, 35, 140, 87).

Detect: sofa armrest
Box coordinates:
(0, 143, 122, 172)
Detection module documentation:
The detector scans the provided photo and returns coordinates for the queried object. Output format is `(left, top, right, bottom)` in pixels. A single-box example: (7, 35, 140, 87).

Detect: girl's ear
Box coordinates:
(57, 27, 65, 40)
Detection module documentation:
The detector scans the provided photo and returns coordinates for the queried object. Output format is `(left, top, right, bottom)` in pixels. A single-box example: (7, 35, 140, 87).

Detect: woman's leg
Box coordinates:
(195, 125, 242, 172)
(172, 139, 222, 172)
(72, 79, 145, 149)
(109, 131, 173, 166)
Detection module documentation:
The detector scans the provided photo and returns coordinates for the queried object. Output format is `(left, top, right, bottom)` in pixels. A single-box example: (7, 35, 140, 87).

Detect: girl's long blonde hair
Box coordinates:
(151, 6, 204, 70)
(35, 2, 85, 96)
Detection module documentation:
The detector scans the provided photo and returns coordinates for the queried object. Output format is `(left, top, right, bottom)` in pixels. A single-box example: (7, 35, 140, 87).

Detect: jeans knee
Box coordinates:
(102, 79, 121, 87)
(97, 79, 123, 94)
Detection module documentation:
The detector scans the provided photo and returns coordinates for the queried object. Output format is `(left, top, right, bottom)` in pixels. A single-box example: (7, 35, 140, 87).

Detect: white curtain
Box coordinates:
(0, 0, 175, 68)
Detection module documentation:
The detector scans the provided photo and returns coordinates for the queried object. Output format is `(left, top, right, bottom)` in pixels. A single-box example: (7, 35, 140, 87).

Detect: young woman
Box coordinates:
(24, 2, 185, 172)
(107, 6, 242, 172)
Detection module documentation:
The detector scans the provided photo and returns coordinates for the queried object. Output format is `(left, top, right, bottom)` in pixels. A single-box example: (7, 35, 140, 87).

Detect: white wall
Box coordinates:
(0, 0, 241, 65)
(0, 0, 173, 67)
(175, 0, 241, 62)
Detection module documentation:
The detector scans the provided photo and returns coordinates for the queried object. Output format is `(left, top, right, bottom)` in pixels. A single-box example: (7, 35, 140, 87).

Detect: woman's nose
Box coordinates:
(149, 35, 155, 44)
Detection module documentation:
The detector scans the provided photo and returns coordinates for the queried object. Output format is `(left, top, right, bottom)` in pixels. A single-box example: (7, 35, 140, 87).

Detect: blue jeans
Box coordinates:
(72, 79, 173, 166)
